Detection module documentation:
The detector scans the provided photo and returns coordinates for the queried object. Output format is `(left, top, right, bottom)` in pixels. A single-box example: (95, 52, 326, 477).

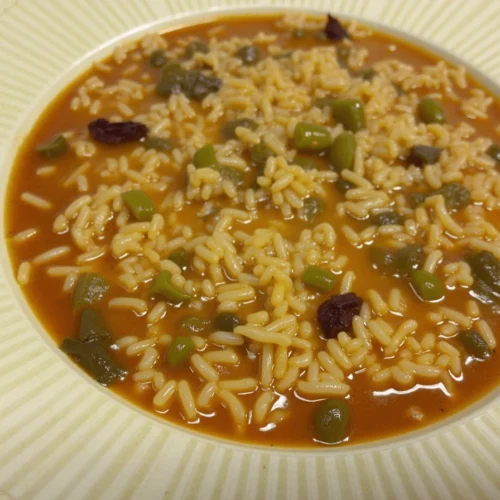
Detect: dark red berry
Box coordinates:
(324, 14, 350, 41)
(88, 118, 148, 145)
(318, 292, 362, 338)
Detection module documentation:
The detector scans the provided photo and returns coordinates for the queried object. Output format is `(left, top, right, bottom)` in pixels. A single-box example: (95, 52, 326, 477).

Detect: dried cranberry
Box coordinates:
(324, 14, 350, 41)
(318, 292, 362, 339)
(88, 118, 148, 145)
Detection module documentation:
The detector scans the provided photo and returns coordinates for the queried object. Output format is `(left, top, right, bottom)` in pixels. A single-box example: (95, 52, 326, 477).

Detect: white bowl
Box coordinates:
(1, 1, 499, 498)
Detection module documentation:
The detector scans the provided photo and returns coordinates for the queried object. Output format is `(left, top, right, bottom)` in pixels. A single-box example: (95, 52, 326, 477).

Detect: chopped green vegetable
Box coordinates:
(143, 136, 174, 152)
(79, 309, 112, 344)
(313, 399, 350, 444)
(408, 145, 442, 167)
(61, 338, 127, 385)
(220, 118, 257, 139)
(370, 211, 404, 226)
(36, 134, 68, 159)
(168, 249, 189, 271)
(408, 192, 428, 208)
(166, 336, 195, 367)
(294, 122, 333, 151)
(193, 144, 219, 170)
(122, 190, 156, 221)
(329, 132, 356, 172)
(181, 315, 211, 334)
(467, 251, 500, 297)
(394, 244, 422, 276)
(418, 97, 446, 124)
(156, 62, 185, 96)
(73, 273, 109, 310)
(156, 63, 221, 100)
(314, 97, 338, 108)
(410, 269, 444, 301)
(150, 270, 191, 303)
(356, 68, 376, 80)
(331, 99, 366, 132)
(236, 45, 259, 65)
(214, 312, 241, 332)
(302, 266, 336, 292)
(250, 141, 274, 167)
(302, 197, 325, 223)
(457, 330, 491, 360)
(369, 246, 395, 273)
(435, 183, 470, 210)
(185, 40, 208, 59)
(335, 178, 354, 194)
(486, 144, 500, 163)
(293, 155, 322, 171)
(149, 49, 167, 67)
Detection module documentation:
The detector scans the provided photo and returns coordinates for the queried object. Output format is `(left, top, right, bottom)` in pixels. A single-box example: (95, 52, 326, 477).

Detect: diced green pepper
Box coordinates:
(220, 118, 258, 139)
(369, 246, 394, 273)
(149, 50, 167, 67)
(168, 249, 189, 271)
(313, 399, 350, 444)
(294, 122, 333, 151)
(467, 251, 500, 296)
(408, 192, 427, 208)
(193, 144, 219, 170)
(156, 63, 185, 97)
(457, 330, 490, 360)
(122, 190, 156, 222)
(302, 266, 336, 292)
(150, 270, 191, 303)
(434, 183, 470, 210)
(185, 40, 209, 59)
(331, 99, 366, 132)
(370, 211, 404, 226)
(418, 97, 446, 124)
(79, 309, 112, 344)
(408, 145, 442, 167)
(292, 28, 305, 39)
(36, 134, 68, 159)
(181, 315, 211, 334)
(356, 68, 376, 80)
(250, 141, 274, 167)
(214, 312, 241, 332)
(61, 338, 127, 385)
(394, 244, 422, 276)
(236, 45, 259, 65)
(143, 136, 174, 152)
(165, 336, 195, 367)
(410, 269, 444, 301)
(73, 273, 109, 310)
(314, 97, 338, 108)
(302, 197, 325, 223)
(329, 132, 356, 172)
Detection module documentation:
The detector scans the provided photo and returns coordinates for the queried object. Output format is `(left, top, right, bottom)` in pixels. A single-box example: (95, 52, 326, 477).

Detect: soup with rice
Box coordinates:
(6, 14, 500, 446)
